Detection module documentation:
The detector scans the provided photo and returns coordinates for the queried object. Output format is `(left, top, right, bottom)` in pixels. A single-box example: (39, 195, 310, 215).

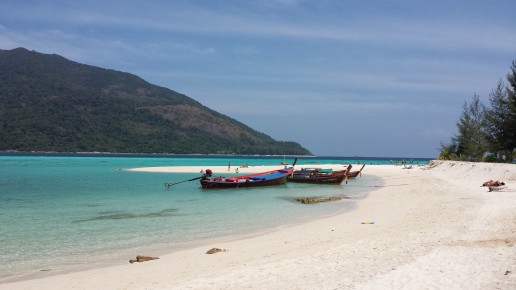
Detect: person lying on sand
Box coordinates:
(482, 180, 505, 187)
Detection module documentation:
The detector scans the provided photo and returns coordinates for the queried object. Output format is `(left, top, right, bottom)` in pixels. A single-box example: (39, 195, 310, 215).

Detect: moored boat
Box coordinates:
(287, 165, 352, 184)
(347, 164, 365, 178)
(200, 159, 297, 189)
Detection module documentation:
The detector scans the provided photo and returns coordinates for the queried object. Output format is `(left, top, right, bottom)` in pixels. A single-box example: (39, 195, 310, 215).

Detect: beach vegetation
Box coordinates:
(440, 59, 516, 162)
(506, 60, 516, 160)
(484, 80, 514, 162)
(438, 140, 458, 161)
(455, 94, 488, 161)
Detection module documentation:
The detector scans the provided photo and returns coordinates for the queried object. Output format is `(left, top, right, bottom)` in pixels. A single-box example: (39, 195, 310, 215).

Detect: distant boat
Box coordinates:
(287, 165, 352, 184)
(200, 159, 297, 189)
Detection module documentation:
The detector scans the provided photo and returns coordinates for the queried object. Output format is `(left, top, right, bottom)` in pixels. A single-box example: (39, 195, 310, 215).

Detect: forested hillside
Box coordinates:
(0, 48, 310, 155)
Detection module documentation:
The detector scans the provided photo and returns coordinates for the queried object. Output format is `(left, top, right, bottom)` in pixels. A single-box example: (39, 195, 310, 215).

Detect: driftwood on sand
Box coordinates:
(206, 248, 228, 254)
(129, 255, 159, 263)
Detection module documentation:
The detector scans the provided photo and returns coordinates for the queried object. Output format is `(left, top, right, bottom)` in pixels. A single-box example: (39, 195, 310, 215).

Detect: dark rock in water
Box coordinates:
(295, 196, 346, 204)
(129, 255, 159, 263)
(74, 208, 180, 223)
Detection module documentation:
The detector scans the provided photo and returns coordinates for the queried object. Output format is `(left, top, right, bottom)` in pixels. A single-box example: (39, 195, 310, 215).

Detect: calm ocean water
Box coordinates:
(0, 153, 430, 282)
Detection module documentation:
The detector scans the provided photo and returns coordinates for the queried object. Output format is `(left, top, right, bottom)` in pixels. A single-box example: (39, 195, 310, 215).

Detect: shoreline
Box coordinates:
(1, 193, 363, 284)
(2, 163, 372, 283)
(126, 162, 358, 174)
(4, 161, 515, 289)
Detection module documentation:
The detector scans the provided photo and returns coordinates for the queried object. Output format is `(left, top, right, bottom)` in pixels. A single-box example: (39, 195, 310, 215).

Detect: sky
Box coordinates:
(1, 0, 515, 158)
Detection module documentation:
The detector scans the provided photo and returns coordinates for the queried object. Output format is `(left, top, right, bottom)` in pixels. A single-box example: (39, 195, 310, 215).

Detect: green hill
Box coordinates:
(0, 48, 311, 155)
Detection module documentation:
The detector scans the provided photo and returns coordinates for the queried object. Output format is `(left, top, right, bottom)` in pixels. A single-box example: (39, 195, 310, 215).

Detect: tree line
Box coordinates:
(439, 60, 516, 163)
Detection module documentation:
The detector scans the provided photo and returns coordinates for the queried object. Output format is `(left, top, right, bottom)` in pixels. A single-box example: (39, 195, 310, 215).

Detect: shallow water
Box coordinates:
(0, 154, 427, 282)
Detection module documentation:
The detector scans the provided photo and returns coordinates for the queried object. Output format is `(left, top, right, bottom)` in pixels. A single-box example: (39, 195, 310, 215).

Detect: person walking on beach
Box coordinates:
(228, 162, 231, 171)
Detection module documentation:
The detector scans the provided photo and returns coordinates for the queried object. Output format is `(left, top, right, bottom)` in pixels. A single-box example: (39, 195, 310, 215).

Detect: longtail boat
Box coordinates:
(200, 158, 297, 189)
(347, 164, 365, 178)
(287, 165, 352, 184)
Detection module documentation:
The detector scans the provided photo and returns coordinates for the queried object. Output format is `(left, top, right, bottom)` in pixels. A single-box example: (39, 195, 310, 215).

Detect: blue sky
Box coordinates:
(1, 0, 515, 157)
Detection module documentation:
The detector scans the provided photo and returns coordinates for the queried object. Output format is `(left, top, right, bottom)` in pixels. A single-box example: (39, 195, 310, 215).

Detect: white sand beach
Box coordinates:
(4, 161, 515, 290)
(128, 162, 353, 174)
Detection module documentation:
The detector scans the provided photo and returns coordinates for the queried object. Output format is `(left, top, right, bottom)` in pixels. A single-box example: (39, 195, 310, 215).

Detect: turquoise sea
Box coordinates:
(0, 153, 430, 282)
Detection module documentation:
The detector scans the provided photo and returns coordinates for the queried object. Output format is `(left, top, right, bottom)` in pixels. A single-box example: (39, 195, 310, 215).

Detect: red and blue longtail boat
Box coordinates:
(200, 158, 297, 189)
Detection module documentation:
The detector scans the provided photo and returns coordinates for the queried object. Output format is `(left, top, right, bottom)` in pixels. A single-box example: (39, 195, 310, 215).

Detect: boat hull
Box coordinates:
(346, 171, 360, 178)
(347, 164, 365, 178)
(201, 175, 288, 189)
(200, 168, 293, 189)
(287, 172, 346, 184)
(287, 165, 351, 185)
